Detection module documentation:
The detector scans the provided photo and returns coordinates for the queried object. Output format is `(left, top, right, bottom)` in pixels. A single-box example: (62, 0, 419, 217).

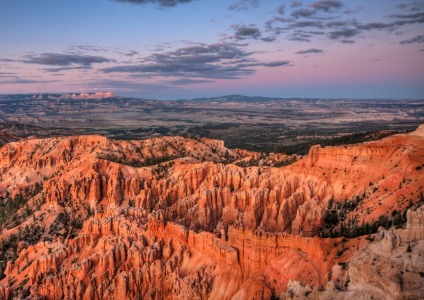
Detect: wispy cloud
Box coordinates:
(23, 53, 113, 67)
(229, 0, 260, 11)
(261, 0, 424, 44)
(231, 25, 262, 40)
(295, 48, 323, 54)
(102, 41, 289, 80)
(329, 28, 360, 39)
(310, 0, 343, 12)
(111, 0, 195, 8)
(399, 35, 424, 44)
(291, 8, 316, 18)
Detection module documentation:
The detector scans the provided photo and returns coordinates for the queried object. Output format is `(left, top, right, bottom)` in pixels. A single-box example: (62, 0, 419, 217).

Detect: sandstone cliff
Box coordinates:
(0, 126, 423, 299)
(284, 206, 424, 300)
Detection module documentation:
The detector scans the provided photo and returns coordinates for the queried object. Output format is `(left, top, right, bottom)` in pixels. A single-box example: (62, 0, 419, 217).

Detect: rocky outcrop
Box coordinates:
(0, 126, 423, 299)
(283, 205, 424, 300)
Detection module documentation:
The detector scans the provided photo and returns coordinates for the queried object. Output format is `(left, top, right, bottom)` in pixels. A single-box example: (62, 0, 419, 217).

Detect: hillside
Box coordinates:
(0, 126, 423, 299)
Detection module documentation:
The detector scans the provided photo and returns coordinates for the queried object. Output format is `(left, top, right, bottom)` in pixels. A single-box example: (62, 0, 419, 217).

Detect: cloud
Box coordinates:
(262, 1, 424, 44)
(357, 22, 394, 31)
(329, 28, 360, 39)
(291, 9, 316, 18)
(277, 4, 285, 15)
(261, 36, 277, 42)
(69, 45, 109, 53)
(399, 35, 424, 44)
(290, 21, 325, 29)
(102, 42, 289, 80)
(286, 30, 325, 42)
(340, 39, 354, 44)
(111, 0, 195, 7)
(295, 48, 324, 54)
(229, 0, 260, 11)
(288, 30, 312, 42)
(310, 0, 343, 12)
(260, 61, 290, 67)
(125, 50, 139, 57)
(43, 66, 92, 73)
(23, 53, 113, 66)
(232, 25, 261, 40)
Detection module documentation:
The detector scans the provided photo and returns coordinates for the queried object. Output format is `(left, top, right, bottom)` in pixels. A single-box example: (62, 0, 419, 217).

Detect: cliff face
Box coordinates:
(285, 206, 424, 300)
(0, 127, 423, 299)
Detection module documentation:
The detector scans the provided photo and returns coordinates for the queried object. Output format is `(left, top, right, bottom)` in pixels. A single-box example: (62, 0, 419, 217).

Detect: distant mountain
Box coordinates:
(188, 94, 285, 102)
(0, 92, 120, 101)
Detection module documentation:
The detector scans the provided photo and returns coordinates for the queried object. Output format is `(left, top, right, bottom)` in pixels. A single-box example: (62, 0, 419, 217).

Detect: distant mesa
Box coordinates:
(31, 92, 119, 100)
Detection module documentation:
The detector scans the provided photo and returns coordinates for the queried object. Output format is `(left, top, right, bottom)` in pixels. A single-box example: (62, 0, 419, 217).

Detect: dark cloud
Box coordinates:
(0, 58, 15, 63)
(260, 61, 290, 67)
(357, 22, 394, 31)
(261, 36, 277, 42)
(326, 20, 356, 28)
(263, 1, 423, 44)
(340, 40, 355, 44)
(229, 0, 259, 11)
(388, 12, 424, 27)
(390, 12, 424, 20)
(295, 48, 324, 54)
(23, 53, 113, 66)
(232, 25, 261, 40)
(399, 35, 424, 44)
(125, 50, 139, 57)
(291, 9, 316, 18)
(310, 0, 343, 12)
(287, 30, 325, 42)
(329, 28, 360, 39)
(102, 42, 289, 80)
(43, 66, 92, 73)
(396, 4, 407, 10)
(288, 30, 313, 42)
(111, 0, 195, 7)
(277, 4, 285, 15)
(290, 21, 325, 29)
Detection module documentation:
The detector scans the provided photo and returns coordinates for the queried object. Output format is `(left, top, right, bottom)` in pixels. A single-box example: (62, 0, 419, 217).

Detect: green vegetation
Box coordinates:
(49, 210, 83, 239)
(235, 154, 297, 168)
(98, 153, 177, 167)
(0, 225, 44, 280)
(276, 131, 399, 155)
(0, 183, 45, 279)
(0, 182, 43, 230)
(318, 194, 412, 239)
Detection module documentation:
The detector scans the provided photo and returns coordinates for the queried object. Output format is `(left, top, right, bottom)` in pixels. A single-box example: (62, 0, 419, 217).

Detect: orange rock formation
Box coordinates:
(0, 126, 423, 299)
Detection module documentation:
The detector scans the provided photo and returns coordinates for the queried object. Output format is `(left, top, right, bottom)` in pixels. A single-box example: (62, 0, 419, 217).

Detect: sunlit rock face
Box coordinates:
(0, 126, 423, 299)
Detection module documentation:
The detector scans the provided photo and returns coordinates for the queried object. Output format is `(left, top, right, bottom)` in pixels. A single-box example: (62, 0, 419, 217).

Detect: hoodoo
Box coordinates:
(0, 126, 423, 299)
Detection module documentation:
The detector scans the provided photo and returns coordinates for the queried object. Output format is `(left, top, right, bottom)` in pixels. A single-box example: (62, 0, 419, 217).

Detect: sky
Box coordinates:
(0, 0, 423, 99)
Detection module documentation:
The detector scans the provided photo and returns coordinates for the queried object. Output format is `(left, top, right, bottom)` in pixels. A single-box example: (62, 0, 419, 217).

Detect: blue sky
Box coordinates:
(0, 0, 423, 99)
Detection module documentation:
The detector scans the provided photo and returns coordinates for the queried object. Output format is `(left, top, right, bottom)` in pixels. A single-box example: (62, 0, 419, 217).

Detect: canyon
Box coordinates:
(0, 126, 423, 299)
